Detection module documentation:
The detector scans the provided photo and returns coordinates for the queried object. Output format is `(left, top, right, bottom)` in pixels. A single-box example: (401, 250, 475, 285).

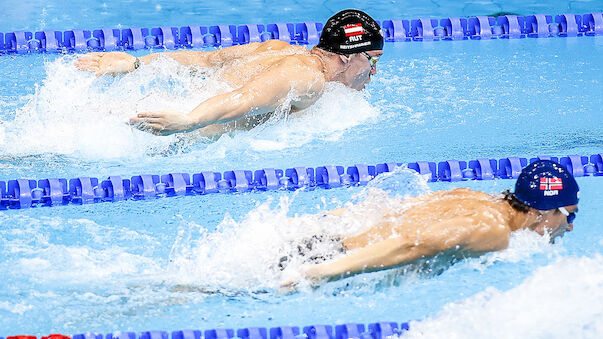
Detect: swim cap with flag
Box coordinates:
(316, 9, 384, 55)
(514, 160, 579, 210)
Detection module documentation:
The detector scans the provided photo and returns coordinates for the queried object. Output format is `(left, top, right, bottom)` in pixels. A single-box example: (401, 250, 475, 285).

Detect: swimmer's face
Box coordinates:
(341, 50, 382, 90)
(533, 204, 578, 242)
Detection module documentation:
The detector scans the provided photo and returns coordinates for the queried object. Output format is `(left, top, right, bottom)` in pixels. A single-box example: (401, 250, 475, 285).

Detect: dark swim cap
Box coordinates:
(316, 9, 384, 55)
(514, 160, 579, 210)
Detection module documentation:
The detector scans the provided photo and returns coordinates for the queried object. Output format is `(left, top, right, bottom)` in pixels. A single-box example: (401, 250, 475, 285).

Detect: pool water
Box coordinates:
(1, 0, 603, 337)
(1, 0, 602, 33)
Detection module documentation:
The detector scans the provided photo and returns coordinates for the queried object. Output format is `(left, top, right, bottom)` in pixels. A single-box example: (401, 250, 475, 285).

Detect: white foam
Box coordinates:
(469, 228, 561, 271)
(404, 255, 603, 339)
(188, 81, 379, 162)
(165, 194, 355, 291)
(0, 300, 33, 315)
(0, 214, 162, 285)
(249, 82, 379, 149)
(16, 245, 161, 284)
(0, 54, 378, 160)
(0, 55, 186, 159)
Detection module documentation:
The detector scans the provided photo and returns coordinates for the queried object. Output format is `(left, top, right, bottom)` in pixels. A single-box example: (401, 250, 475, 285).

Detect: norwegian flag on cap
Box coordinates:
(344, 23, 365, 37)
(540, 177, 563, 191)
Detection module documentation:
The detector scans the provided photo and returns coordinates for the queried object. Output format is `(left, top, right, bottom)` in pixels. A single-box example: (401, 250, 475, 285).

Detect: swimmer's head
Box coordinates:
(514, 160, 579, 210)
(315, 10, 384, 90)
(316, 9, 384, 55)
(512, 160, 580, 240)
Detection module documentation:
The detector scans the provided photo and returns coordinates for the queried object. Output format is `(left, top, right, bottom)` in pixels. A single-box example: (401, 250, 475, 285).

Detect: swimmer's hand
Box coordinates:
(278, 264, 325, 294)
(129, 110, 196, 136)
(75, 52, 138, 76)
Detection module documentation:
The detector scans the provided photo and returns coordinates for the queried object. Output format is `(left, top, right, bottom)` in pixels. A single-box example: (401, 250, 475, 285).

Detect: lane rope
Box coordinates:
(1, 13, 602, 54)
(1, 153, 601, 209)
(3, 321, 410, 339)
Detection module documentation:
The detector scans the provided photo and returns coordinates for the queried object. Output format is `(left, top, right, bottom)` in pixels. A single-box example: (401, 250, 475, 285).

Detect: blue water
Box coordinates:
(1, 0, 603, 32)
(1, 0, 603, 337)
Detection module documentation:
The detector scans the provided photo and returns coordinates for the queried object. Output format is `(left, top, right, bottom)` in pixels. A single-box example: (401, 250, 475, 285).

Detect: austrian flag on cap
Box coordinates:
(344, 23, 365, 37)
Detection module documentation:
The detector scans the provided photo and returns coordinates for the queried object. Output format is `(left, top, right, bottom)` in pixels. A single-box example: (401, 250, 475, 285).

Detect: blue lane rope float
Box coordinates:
(1, 153, 601, 210)
(1, 12, 603, 54)
(3, 321, 411, 339)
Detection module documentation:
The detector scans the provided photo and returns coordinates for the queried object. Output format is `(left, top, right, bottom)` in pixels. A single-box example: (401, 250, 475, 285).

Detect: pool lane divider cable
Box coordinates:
(0, 321, 410, 339)
(1, 154, 601, 210)
(1, 13, 603, 54)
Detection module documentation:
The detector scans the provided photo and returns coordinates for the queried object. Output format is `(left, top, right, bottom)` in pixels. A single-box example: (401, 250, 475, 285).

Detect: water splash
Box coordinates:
(357, 164, 432, 200)
(0, 54, 378, 162)
(404, 255, 603, 339)
(0, 213, 161, 286)
(469, 228, 562, 272)
(165, 194, 349, 291)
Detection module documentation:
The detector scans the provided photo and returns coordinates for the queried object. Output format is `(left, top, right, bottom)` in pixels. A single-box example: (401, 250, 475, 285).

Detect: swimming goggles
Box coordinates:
(361, 52, 380, 68)
(558, 206, 577, 224)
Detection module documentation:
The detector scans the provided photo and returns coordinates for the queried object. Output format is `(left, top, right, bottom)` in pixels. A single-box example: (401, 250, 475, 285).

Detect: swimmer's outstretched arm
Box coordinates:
(130, 57, 323, 135)
(75, 41, 288, 76)
(287, 216, 510, 286)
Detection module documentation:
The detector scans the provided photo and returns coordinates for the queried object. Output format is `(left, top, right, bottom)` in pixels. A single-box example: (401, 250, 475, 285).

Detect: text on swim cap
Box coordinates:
(339, 41, 371, 49)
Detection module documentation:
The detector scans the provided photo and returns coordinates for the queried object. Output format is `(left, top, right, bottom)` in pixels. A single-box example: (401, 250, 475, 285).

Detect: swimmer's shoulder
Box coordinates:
(251, 41, 322, 76)
(255, 39, 305, 53)
(449, 188, 512, 231)
(443, 187, 497, 200)
(430, 188, 505, 214)
(278, 54, 324, 76)
(268, 54, 326, 95)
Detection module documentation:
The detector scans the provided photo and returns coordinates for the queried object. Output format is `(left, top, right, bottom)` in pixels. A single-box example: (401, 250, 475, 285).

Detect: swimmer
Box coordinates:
(75, 9, 384, 136)
(281, 160, 579, 288)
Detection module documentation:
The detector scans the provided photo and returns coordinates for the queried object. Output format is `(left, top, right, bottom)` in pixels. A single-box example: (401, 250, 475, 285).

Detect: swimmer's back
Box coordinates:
(343, 188, 510, 250)
(398, 188, 508, 225)
(214, 40, 321, 88)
